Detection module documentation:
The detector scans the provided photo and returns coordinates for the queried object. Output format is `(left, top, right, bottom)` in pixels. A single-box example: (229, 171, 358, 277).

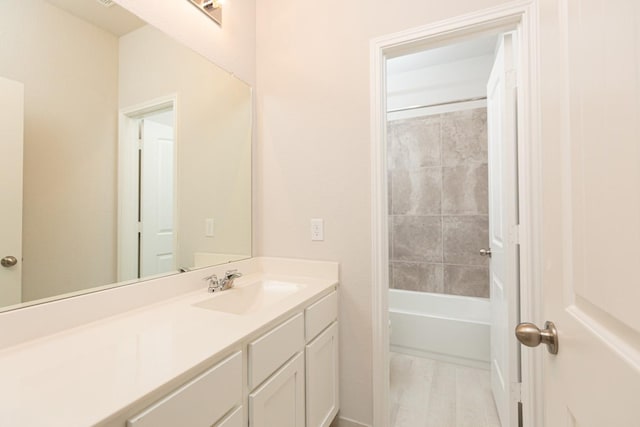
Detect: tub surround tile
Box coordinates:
(442, 164, 488, 215)
(443, 216, 489, 266)
(388, 108, 488, 298)
(391, 216, 442, 263)
(388, 116, 441, 170)
(391, 167, 442, 215)
(441, 109, 487, 165)
(390, 262, 444, 293)
(444, 264, 490, 298)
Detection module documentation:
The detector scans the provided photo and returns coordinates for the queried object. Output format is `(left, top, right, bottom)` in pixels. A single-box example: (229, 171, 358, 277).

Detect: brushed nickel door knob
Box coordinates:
(515, 321, 558, 355)
(1, 256, 18, 268)
(479, 248, 492, 257)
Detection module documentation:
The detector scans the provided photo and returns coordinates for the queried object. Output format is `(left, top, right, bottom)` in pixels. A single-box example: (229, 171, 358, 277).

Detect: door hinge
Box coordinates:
(137, 221, 142, 233)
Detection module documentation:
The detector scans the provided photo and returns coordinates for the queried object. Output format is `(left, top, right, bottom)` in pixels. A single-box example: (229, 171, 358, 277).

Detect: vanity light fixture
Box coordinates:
(187, 0, 223, 26)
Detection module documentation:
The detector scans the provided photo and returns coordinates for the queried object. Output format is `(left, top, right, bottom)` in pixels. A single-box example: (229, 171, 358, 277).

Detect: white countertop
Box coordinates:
(0, 266, 337, 427)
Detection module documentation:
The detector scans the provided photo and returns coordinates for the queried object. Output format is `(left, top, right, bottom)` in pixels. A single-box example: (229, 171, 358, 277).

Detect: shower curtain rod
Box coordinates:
(387, 96, 487, 114)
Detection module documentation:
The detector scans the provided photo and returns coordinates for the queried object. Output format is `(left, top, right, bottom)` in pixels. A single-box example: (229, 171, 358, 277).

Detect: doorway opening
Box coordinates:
(118, 97, 177, 282)
(371, 4, 540, 427)
(386, 30, 516, 426)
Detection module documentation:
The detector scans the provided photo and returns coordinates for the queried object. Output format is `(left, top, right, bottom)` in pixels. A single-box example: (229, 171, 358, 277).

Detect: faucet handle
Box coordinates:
(203, 274, 218, 283)
(224, 269, 242, 279)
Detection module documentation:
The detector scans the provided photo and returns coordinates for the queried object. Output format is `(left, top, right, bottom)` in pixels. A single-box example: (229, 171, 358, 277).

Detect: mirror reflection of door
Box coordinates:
(0, 76, 24, 306)
(139, 110, 175, 278)
(118, 101, 176, 281)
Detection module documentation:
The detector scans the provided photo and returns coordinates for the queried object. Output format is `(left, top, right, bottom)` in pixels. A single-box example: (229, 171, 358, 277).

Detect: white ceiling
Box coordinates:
(45, 0, 146, 37)
(387, 34, 499, 75)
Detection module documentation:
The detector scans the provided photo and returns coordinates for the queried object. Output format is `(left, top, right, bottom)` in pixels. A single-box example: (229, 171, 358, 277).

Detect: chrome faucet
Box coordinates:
(203, 269, 243, 293)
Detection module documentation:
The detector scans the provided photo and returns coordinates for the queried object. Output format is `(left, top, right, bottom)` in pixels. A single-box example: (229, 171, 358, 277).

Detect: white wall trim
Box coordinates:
(369, 1, 542, 426)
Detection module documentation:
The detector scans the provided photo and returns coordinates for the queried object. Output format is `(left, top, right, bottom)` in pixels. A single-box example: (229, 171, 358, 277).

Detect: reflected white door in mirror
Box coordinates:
(118, 98, 177, 281)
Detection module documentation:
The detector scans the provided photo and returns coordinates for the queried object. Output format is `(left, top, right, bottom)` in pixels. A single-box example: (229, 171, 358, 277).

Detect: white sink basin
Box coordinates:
(193, 280, 305, 315)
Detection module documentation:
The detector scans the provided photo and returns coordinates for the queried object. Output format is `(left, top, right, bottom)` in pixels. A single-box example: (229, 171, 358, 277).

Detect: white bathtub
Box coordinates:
(389, 289, 491, 368)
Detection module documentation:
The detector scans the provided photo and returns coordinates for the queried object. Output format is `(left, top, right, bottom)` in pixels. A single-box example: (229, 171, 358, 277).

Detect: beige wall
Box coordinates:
(119, 25, 252, 270)
(116, 0, 256, 86)
(0, 0, 119, 301)
(254, 0, 513, 424)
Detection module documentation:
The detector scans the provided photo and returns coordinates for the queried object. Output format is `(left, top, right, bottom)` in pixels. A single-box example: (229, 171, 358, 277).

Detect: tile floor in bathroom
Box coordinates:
(390, 352, 501, 427)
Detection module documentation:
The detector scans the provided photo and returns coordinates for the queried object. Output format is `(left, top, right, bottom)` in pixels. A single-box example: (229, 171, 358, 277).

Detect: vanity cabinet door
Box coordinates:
(306, 322, 339, 427)
(249, 352, 305, 427)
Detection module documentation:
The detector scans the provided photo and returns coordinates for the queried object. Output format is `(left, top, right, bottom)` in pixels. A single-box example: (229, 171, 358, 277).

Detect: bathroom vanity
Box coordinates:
(0, 258, 339, 427)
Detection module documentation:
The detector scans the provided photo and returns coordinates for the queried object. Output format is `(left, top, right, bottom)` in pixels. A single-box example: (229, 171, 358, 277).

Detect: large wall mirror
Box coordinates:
(0, 0, 252, 313)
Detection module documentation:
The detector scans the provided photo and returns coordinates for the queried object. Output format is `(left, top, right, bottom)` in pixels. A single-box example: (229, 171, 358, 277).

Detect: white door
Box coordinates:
(140, 117, 175, 277)
(487, 33, 519, 427)
(534, 0, 640, 425)
(0, 76, 24, 307)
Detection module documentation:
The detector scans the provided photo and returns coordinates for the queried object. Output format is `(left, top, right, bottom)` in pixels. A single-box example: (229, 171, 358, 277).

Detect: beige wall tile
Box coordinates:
(391, 167, 442, 215)
(442, 108, 487, 165)
(442, 164, 488, 215)
(444, 264, 490, 297)
(443, 216, 489, 266)
(390, 262, 444, 293)
(388, 116, 441, 170)
(391, 216, 443, 263)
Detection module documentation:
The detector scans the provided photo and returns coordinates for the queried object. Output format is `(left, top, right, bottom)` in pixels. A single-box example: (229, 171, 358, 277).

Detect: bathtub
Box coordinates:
(389, 289, 491, 369)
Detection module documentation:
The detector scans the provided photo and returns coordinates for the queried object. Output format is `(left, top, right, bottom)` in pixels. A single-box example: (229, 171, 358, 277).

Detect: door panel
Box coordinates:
(541, 0, 640, 424)
(140, 117, 175, 277)
(0, 76, 23, 306)
(487, 33, 519, 427)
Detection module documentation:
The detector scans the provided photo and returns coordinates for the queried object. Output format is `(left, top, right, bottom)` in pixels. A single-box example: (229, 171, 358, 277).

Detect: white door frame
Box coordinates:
(117, 94, 179, 282)
(369, 1, 543, 426)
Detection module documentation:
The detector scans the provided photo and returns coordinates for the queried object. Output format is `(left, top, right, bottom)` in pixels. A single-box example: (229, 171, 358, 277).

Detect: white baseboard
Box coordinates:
(330, 415, 371, 427)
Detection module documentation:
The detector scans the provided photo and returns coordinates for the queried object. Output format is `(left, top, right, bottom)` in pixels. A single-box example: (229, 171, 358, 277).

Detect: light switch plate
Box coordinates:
(311, 218, 324, 241)
(205, 218, 215, 237)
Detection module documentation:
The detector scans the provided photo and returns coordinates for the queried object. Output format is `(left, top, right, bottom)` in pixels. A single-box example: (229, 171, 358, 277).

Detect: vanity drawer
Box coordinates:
(214, 406, 243, 427)
(305, 291, 337, 341)
(127, 351, 242, 427)
(248, 313, 304, 389)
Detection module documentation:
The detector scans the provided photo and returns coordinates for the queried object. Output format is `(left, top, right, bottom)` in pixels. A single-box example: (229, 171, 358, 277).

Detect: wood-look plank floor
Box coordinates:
(390, 352, 501, 427)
